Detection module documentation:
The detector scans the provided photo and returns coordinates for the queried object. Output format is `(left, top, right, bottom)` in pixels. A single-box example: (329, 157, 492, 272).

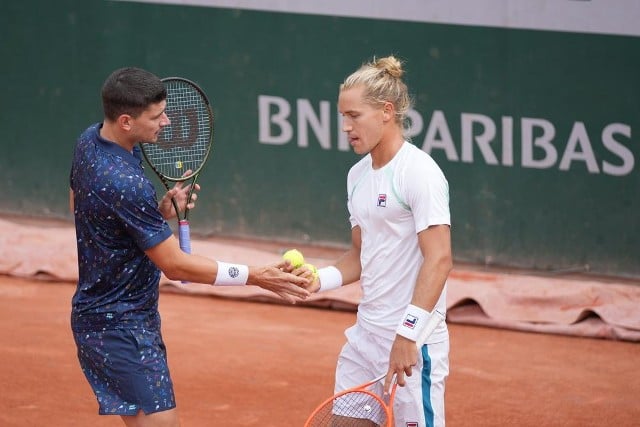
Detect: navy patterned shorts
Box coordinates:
(73, 327, 176, 415)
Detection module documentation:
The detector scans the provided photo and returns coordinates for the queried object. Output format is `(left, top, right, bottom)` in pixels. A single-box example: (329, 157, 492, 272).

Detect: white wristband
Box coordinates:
(396, 304, 432, 342)
(317, 266, 343, 292)
(214, 262, 249, 286)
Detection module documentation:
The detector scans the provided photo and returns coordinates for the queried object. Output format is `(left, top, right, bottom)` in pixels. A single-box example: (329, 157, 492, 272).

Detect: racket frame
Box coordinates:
(303, 375, 397, 426)
(139, 77, 214, 254)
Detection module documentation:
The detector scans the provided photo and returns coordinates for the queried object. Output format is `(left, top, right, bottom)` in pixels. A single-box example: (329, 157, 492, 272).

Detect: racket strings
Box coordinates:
(143, 81, 212, 179)
(306, 390, 389, 426)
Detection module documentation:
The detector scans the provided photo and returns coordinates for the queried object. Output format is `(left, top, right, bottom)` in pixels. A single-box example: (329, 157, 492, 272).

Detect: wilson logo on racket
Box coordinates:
(162, 108, 201, 149)
(403, 314, 419, 329)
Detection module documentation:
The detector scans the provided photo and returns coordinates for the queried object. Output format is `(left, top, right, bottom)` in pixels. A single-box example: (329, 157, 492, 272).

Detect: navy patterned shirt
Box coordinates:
(69, 123, 173, 332)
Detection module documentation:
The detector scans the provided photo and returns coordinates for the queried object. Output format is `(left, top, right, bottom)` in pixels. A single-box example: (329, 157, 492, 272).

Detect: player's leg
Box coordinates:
(333, 325, 391, 426)
(73, 327, 177, 421)
(121, 408, 180, 427)
(426, 339, 450, 427)
(335, 325, 391, 391)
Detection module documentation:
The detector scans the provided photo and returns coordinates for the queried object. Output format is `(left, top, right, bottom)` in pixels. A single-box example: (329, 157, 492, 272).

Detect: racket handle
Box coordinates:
(178, 220, 191, 254)
(178, 220, 191, 284)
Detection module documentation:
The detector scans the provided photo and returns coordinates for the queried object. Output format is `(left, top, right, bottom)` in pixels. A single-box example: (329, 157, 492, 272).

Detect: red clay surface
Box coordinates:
(1, 275, 638, 427)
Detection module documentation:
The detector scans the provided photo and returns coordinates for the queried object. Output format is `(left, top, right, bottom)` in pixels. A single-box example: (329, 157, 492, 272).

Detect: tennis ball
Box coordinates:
(302, 263, 318, 280)
(282, 249, 305, 268)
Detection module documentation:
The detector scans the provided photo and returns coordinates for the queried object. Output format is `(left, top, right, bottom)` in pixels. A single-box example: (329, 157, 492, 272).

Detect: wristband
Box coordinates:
(396, 304, 432, 342)
(317, 266, 343, 292)
(213, 262, 249, 286)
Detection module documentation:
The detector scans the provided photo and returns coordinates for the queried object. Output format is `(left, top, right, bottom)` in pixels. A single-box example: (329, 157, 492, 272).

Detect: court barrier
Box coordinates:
(2, 217, 638, 341)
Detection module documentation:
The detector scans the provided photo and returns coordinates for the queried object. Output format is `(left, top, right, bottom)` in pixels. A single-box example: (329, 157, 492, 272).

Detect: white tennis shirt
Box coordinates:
(347, 141, 450, 343)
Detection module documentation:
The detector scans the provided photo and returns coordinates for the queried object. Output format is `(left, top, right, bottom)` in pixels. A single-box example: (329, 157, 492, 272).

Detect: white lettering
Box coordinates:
(297, 99, 330, 149)
(461, 113, 498, 165)
(502, 116, 514, 166)
(602, 123, 634, 176)
(337, 113, 349, 151)
(522, 118, 557, 169)
(559, 122, 599, 173)
(256, 95, 635, 176)
(421, 110, 459, 161)
(258, 95, 292, 145)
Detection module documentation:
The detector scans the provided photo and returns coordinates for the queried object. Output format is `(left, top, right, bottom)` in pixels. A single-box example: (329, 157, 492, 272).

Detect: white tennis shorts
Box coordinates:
(335, 324, 450, 427)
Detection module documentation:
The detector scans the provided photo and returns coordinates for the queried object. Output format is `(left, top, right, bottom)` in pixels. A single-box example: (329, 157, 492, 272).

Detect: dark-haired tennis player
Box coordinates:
(69, 67, 310, 427)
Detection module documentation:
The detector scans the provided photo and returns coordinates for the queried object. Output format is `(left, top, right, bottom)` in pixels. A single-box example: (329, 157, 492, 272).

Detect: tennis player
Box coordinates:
(69, 67, 310, 427)
(302, 56, 452, 427)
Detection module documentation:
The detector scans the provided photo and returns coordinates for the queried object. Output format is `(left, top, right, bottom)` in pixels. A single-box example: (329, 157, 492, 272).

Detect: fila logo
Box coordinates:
(377, 194, 387, 207)
(403, 314, 418, 329)
(406, 423, 419, 427)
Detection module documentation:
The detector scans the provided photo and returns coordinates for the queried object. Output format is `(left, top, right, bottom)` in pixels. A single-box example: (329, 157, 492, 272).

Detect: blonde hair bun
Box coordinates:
(374, 56, 404, 79)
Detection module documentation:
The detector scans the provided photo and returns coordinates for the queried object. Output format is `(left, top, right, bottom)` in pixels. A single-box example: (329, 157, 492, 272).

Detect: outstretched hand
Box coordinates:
(159, 170, 201, 220)
(285, 262, 321, 293)
(251, 261, 311, 304)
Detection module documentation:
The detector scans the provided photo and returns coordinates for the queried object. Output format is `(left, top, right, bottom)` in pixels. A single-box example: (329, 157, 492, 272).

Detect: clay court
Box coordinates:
(1, 217, 639, 426)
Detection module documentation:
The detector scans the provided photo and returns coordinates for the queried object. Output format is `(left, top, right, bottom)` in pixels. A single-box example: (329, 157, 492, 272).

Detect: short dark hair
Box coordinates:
(101, 67, 167, 120)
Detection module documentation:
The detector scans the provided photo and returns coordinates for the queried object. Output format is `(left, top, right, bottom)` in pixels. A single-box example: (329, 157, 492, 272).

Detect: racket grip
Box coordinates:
(178, 220, 191, 254)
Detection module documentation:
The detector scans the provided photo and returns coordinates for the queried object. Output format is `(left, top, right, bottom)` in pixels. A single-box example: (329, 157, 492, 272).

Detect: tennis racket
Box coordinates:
(304, 310, 446, 427)
(140, 77, 213, 254)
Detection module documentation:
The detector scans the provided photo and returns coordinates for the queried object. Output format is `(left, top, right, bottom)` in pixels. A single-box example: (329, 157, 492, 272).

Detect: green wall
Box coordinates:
(1, 0, 638, 278)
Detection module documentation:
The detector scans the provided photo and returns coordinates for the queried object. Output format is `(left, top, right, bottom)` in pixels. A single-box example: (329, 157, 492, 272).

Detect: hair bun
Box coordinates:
(375, 56, 404, 78)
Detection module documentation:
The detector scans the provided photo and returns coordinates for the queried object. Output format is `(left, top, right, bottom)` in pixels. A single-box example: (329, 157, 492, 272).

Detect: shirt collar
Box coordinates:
(93, 123, 142, 166)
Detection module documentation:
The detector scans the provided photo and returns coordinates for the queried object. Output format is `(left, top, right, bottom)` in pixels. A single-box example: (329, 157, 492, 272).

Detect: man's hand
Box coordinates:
(159, 170, 201, 220)
(282, 261, 321, 293)
(384, 335, 418, 393)
(249, 261, 311, 304)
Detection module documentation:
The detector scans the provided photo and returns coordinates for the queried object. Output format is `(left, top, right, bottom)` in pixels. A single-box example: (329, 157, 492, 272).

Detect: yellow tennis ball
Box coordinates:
(282, 249, 305, 268)
(303, 263, 318, 280)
